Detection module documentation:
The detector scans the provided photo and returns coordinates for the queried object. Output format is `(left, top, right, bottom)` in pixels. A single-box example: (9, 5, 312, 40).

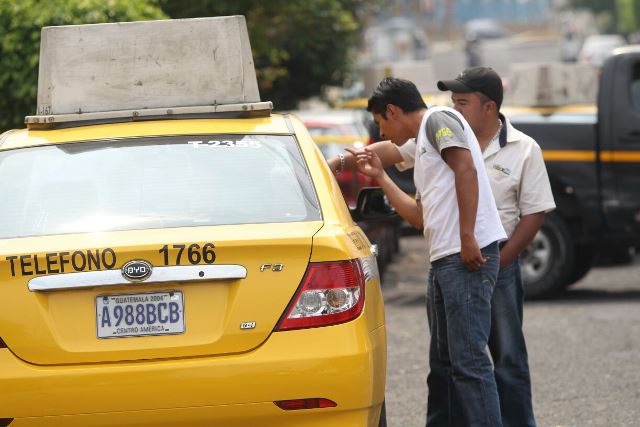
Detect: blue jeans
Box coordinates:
(488, 260, 536, 427)
(426, 242, 502, 427)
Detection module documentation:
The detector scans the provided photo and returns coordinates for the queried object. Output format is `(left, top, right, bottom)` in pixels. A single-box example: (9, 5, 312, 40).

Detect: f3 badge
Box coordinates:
(260, 263, 284, 272)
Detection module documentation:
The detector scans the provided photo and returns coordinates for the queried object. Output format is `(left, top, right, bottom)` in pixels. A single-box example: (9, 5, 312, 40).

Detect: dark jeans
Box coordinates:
(426, 242, 502, 427)
(488, 260, 536, 427)
(427, 257, 536, 427)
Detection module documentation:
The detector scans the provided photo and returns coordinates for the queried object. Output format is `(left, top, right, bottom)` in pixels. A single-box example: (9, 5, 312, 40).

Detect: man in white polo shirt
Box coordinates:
(347, 77, 507, 427)
(434, 67, 555, 427)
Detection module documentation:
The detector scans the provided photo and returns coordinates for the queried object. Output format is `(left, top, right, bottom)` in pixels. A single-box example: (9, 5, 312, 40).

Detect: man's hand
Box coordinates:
(344, 147, 423, 229)
(461, 234, 487, 271)
(499, 212, 545, 270)
(345, 147, 385, 180)
(499, 247, 517, 270)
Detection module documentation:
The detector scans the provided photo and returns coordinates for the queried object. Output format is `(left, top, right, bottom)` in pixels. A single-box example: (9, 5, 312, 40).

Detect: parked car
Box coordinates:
(463, 19, 510, 67)
(295, 110, 401, 276)
(464, 18, 510, 41)
(364, 16, 429, 62)
(578, 34, 627, 67)
(0, 17, 388, 427)
(295, 110, 371, 207)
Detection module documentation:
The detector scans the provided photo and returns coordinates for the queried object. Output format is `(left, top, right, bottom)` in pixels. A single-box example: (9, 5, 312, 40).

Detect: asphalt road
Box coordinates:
(382, 236, 640, 427)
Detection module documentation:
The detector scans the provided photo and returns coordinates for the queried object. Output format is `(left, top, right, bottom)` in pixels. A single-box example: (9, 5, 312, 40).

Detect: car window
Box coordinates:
(306, 123, 367, 139)
(307, 126, 342, 137)
(0, 134, 321, 239)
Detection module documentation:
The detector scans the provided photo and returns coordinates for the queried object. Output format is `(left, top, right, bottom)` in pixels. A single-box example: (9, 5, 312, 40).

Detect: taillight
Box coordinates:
(274, 398, 337, 410)
(275, 259, 365, 331)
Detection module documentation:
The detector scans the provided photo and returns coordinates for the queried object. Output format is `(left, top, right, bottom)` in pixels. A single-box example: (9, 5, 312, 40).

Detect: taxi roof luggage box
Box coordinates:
(26, 16, 271, 127)
(505, 62, 599, 107)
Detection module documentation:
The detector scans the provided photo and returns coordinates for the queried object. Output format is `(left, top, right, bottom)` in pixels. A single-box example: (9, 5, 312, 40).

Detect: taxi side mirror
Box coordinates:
(350, 187, 397, 222)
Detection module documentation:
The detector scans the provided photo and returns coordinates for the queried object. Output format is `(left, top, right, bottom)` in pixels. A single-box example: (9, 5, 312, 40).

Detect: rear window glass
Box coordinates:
(0, 134, 321, 239)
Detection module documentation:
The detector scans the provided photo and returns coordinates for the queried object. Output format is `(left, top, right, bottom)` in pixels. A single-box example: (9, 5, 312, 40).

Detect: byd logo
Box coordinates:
(122, 260, 153, 281)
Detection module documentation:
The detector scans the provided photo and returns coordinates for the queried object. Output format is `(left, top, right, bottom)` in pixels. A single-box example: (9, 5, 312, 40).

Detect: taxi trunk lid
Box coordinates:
(0, 222, 321, 365)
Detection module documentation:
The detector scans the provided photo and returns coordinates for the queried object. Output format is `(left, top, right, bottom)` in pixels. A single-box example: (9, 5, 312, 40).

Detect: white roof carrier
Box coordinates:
(25, 16, 271, 129)
(505, 62, 599, 107)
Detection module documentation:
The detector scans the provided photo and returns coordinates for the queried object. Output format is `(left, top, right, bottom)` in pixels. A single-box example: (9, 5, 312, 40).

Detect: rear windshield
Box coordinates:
(0, 134, 321, 239)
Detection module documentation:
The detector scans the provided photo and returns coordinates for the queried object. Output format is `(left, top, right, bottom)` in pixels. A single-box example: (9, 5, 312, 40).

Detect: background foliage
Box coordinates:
(0, 0, 166, 131)
(159, 0, 375, 110)
(567, 0, 640, 34)
(0, 0, 374, 131)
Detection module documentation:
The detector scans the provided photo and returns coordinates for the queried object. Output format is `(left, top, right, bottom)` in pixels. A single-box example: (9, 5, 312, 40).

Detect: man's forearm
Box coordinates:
(376, 172, 423, 229)
(328, 140, 403, 173)
(455, 166, 479, 241)
(443, 147, 479, 242)
(443, 146, 483, 270)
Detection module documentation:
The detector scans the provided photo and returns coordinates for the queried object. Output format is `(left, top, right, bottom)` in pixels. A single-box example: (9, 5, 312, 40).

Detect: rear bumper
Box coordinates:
(3, 404, 378, 427)
(0, 317, 386, 426)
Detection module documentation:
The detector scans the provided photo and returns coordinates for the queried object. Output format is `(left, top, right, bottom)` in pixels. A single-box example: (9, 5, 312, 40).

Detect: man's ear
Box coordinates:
(386, 104, 400, 119)
(484, 100, 497, 115)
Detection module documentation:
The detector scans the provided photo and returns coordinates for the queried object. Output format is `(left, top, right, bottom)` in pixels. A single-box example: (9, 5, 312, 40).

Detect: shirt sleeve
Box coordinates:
(395, 138, 416, 171)
(425, 111, 469, 156)
(518, 141, 556, 216)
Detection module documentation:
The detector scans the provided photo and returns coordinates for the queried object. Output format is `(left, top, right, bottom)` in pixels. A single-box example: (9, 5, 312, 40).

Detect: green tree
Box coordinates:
(567, 0, 640, 34)
(0, 0, 166, 132)
(568, 0, 615, 14)
(160, 0, 376, 110)
(617, 0, 639, 34)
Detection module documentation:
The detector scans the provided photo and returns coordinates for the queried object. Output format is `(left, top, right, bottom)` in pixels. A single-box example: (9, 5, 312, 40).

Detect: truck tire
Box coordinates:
(521, 213, 575, 299)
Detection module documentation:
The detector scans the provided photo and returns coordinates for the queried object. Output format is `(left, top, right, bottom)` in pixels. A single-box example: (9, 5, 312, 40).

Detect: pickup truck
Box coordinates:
(507, 45, 640, 297)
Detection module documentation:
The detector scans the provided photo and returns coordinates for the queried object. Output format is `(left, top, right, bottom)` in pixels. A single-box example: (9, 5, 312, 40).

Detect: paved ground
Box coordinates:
(382, 235, 640, 427)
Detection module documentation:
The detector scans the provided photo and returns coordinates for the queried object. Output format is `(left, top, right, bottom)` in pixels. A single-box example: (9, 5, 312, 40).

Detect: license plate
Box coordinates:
(95, 291, 185, 338)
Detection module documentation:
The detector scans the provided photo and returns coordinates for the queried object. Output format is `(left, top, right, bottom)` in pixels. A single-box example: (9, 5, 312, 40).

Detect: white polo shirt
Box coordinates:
(412, 106, 506, 262)
(397, 114, 556, 238)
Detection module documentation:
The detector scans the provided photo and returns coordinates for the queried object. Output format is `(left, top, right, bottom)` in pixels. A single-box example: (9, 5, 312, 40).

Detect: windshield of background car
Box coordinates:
(0, 134, 321, 239)
(307, 123, 364, 137)
(315, 142, 353, 160)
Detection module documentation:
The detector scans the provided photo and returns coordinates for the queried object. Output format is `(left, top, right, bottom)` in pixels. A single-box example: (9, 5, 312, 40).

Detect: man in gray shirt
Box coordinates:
(345, 77, 507, 426)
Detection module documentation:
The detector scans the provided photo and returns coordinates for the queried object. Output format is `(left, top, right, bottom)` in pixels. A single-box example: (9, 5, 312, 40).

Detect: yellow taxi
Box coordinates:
(0, 17, 387, 427)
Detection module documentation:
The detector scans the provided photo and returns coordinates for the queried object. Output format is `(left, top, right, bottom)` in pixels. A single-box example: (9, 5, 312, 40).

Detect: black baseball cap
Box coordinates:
(437, 66, 503, 108)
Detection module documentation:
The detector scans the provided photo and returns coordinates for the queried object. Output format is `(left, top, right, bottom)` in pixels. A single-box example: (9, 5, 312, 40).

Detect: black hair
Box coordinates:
(367, 77, 427, 118)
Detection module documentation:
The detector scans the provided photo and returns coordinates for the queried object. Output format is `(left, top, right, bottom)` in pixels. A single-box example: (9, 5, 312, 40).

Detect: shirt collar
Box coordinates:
(498, 113, 508, 147)
(483, 114, 521, 159)
(501, 113, 522, 144)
